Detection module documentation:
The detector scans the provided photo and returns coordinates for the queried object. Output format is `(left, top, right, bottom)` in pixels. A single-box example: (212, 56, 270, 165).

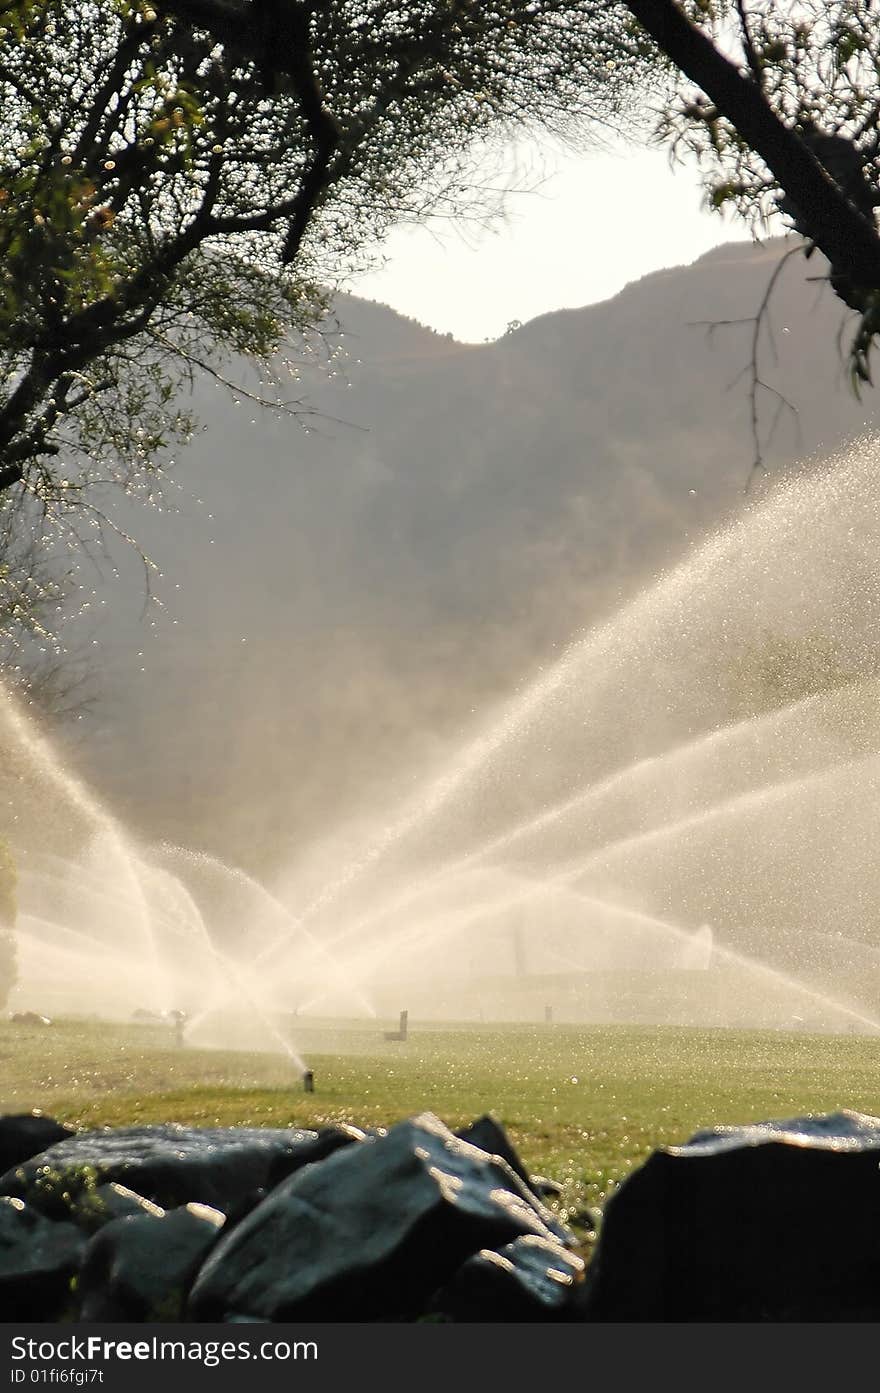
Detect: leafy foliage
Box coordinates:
(649, 0, 880, 383)
(0, 0, 652, 678)
(22, 1160, 108, 1227)
(0, 0, 647, 503)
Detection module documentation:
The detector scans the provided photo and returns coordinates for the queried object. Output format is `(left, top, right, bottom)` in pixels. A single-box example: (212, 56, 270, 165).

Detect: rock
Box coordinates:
(585, 1110, 880, 1321)
(432, 1233, 585, 1321)
(10, 1012, 51, 1026)
(569, 1207, 597, 1233)
(0, 1195, 85, 1320)
(455, 1116, 564, 1203)
(529, 1174, 563, 1199)
(70, 1182, 165, 1235)
(189, 1112, 574, 1321)
(93, 1182, 164, 1218)
(0, 1112, 75, 1176)
(455, 1115, 535, 1193)
(221, 1187, 269, 1234)
(1, 1122, 363, 1216)
(78, 1202, 225, 1321)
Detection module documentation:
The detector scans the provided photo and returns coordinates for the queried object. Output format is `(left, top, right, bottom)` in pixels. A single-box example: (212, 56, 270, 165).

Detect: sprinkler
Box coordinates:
(302, 1069, 314, 1093)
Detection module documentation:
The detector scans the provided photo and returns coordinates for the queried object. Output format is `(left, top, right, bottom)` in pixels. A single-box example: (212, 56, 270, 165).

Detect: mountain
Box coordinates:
(55, 236, 880, 878)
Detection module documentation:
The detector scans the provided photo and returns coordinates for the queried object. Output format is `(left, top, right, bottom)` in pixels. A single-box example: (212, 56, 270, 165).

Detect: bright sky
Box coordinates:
(349, 137, 753, 343)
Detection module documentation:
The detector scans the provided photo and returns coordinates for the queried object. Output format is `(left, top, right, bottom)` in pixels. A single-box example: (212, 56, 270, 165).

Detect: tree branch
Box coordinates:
(623, 0, 880, 296)
(689, 244, 802, 488)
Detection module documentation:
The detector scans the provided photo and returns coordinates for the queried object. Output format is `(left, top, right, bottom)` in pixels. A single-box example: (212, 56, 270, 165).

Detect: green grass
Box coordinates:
(3, 1017, 880, 1225)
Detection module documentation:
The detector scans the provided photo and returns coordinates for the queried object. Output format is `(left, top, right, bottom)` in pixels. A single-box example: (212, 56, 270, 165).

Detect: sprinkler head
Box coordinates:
(302, 1069, 314, 1093)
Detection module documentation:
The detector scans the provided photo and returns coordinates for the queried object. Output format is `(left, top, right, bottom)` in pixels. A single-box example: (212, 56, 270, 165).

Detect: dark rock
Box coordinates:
(586, 1110, 880, 1321)
(78, 1202, 225, 1321)
(569, 1207, 596, 1233)
(432, 1233, 585, 1322)
(529, 1174, 563, 1199)
(455, 1115, 535, 1194)
(0, 1112, 75, 1176)
(93, 1182, 165, 1218)
(455, 1116, 565, 1204)
(70, 1182, 165, 1235)
(1, 1122, 363, 1216)
(10, 1012, 51, 1026)
(189, 1112, 574, 1321)
(222, 1187, 268, 1234)
(0, 1195, 85, 1320)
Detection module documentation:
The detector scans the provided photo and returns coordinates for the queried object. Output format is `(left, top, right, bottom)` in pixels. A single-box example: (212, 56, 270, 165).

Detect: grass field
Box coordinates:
(3, 1016, 880, 1224)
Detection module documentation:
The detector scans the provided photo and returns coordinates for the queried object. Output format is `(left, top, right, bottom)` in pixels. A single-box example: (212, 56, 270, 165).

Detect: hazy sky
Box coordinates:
(349, 137, 753, 343)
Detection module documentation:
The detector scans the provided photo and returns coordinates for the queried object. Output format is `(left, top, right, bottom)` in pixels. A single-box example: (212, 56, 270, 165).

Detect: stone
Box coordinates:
(455, 1117, 564, 1202)
(569, 1207, 597, 1234)
(221, 1187, 269, 1234)
(529, 1175, 563, 1199)
(10, 1012, 51, 1026)
(0, 1195, 85, 1320)
(455, 1114, 544, 1198)
(432, 1233, 585, 1322)
(78, 1202, 225, 1321)
(0, 1112, 75, 1177)
(585, 1110, 880, 1321)
(70, 1182, 165, 1234)
(1, 1122, 363, 1216)
(189, 1112, 574, 1321)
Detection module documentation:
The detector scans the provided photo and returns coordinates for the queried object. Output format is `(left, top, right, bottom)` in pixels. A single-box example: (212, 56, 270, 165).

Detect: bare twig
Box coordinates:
(689, 244, 802, 489)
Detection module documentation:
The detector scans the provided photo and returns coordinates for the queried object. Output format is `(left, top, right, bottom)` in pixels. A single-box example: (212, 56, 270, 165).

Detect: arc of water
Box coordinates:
(298, 870, 675, 1013)
(303, 860, 880, 1034)
(19, 864, 213, 948)
(192, 948, 308, 1071)
(297, 750, 880, 1019)
(155, 846, 376, 1028)
(564, 745, 880, 887)
(301, 721, 870, 992)
(0, 694, 172, 1008)
(565, 895, 880, 1032)
(16, 913, 147, 966)
(289, 510, 765, 931)
(290, 455, 868, 938)
(274, 681, 859, 973)
(136, 850, 309, 1070)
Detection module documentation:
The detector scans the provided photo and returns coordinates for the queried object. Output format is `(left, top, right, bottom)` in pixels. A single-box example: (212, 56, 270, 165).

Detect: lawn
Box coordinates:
(3, 1016, 879, 1223)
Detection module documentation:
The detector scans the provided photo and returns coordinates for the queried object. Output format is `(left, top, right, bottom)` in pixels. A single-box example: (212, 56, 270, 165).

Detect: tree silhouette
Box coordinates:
(625, 0, 880, 384)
